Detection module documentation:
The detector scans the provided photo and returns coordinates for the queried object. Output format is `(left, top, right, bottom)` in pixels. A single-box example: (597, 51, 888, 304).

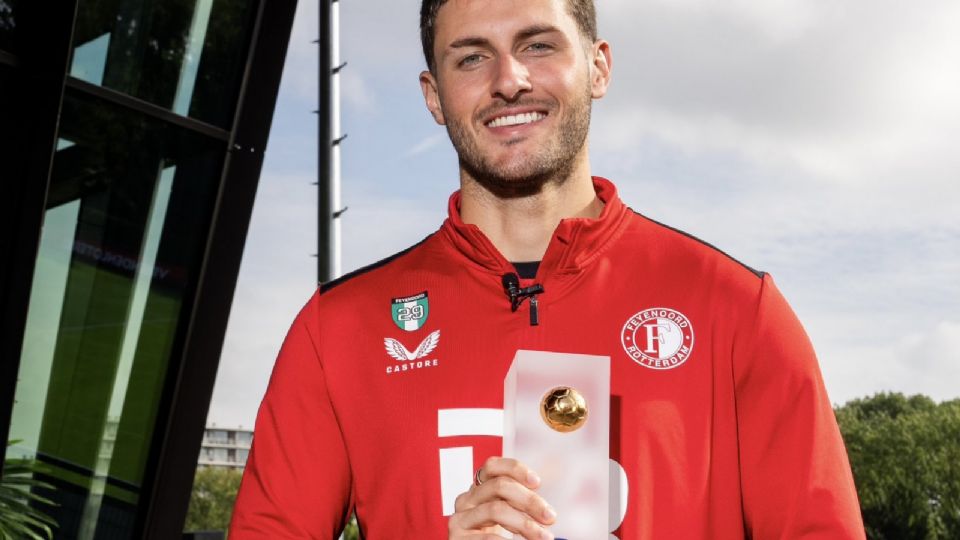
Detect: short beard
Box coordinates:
(445, 82, 593, 199)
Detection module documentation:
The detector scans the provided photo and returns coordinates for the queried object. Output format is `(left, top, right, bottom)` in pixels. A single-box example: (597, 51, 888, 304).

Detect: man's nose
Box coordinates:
(491, 55, 532, 101)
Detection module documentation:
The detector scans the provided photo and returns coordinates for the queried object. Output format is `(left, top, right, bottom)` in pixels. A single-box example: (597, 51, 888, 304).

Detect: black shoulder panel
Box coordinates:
(629, 208, 766, 280)
(319, 233, 436, 295)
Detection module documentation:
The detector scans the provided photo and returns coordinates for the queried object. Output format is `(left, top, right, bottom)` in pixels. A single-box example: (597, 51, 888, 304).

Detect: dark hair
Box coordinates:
(419, 0, 597, 73)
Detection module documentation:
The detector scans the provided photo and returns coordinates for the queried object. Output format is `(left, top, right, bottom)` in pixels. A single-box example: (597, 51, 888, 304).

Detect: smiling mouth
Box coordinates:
(485, 111, 548, 129)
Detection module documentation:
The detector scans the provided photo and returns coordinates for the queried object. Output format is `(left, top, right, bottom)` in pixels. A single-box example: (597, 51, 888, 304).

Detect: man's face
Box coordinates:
(420, 0, 611, 194)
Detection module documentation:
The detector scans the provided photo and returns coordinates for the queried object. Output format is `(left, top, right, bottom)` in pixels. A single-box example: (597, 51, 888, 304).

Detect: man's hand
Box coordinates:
(448, 457, 557, 540)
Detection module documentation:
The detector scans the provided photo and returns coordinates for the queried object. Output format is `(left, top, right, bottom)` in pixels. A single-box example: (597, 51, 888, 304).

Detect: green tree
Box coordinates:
(343, 514, 359, 540)
(184, 467, 243, 533)
(836, 393, 960, 539)
(183, 465, 361, 538)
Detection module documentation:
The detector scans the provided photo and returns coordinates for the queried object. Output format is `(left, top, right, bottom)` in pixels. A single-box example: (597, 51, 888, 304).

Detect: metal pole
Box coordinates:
(318, 0, 343, 284)
(318, 0, 333, 283)
(321, 10, 348, 540)
(331, 0, 343, 279)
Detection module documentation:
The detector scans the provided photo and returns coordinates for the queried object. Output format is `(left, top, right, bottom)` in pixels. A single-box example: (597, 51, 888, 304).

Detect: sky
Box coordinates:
(207, 0, 960, 429)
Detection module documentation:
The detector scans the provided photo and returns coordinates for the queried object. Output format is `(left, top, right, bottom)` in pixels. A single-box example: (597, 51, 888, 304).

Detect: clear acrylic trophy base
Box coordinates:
(503, 350, 610, 539)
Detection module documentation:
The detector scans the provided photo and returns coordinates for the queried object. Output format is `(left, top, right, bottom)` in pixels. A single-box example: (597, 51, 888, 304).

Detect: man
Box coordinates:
(230, 0, 865, 538)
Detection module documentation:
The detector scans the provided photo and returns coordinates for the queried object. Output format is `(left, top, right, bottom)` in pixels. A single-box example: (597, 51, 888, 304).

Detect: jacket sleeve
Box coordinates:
(735, 275, 865, 539)
(229, 294, 353, 538)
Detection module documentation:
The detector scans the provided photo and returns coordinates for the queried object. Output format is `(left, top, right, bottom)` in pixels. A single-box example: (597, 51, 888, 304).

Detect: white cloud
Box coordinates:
(341, 69, 378, 112)
(340, 0, 424, 72)
(818, 320, 960, 406)
(594, 0, 960, 187)
(277, 0, 320, 102)
(208, 172, 317, 428)
(619, 0, 822, 43)
(340, 185, 447, 273)
(210, 281, 308, 428)
(403, 133, 446, 157)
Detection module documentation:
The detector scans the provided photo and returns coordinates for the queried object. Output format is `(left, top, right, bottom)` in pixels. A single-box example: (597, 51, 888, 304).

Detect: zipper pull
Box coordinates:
(529, 295, 540, 326)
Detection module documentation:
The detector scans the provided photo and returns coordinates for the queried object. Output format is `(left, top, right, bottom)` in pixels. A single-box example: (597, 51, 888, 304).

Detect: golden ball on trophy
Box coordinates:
(540, 386, 588, 433)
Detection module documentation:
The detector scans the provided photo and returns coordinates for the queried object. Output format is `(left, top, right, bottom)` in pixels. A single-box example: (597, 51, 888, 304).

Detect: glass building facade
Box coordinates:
(0, 0, 299, 537)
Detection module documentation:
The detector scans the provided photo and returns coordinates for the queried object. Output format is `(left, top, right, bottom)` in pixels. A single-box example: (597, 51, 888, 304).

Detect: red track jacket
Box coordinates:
(230, 178, 864, 539)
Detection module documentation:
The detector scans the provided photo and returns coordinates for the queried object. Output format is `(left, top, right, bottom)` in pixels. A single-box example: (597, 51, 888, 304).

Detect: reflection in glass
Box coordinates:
(77, 165, 175, 539)
(1, 64, 14, 169)
(6, 89, 224, 538)
(71, 33, 110, 85)
(70, 0, 256, 128)
(0, 0, 15, 53)
(12, 201, 80, 457)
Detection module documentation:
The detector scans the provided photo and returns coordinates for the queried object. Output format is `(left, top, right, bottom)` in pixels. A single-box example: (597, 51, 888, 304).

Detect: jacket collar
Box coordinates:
(440, 177, 629, 279)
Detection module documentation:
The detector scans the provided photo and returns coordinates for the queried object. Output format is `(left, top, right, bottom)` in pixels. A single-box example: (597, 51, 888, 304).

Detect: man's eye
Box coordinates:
(459, 54, 482, 67)
(526, 42, 553, 52)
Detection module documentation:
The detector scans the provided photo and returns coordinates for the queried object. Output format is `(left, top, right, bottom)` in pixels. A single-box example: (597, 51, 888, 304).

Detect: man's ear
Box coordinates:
(589, 39, 612, 99)
(420, 70, 446, 125)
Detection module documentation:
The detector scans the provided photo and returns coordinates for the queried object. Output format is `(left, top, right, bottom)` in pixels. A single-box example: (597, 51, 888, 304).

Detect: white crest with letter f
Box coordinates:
(644, 323, 670, 354)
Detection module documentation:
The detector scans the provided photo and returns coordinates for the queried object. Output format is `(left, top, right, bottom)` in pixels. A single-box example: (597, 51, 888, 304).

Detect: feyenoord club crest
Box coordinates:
(621, 307, 695, 370)
(391, 291, 429, 331)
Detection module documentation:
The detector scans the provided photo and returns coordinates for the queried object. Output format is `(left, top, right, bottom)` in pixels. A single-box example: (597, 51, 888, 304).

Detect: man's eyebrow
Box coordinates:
(448, 36, 491, 49)
(515, 24, 561, 42)
(446, 25, 562, 51)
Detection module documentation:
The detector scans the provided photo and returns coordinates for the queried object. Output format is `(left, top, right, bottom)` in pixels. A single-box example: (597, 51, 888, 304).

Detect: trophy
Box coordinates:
(503, 350, 610, 539)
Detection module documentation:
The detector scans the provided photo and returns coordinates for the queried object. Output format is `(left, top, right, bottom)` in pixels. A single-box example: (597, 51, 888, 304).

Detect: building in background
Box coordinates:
(0, 0, 300, 538)
(197, 426, 253, 470)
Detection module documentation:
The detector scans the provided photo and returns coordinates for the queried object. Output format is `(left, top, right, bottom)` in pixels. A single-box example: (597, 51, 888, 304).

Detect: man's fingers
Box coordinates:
(479, 456, 541, 489)
(484, 476, 556, 524)
(464, 457, 555, 526)
(453, 500, 554, 540)
(455, 473, 556, 526)
(453, 490, 470, 513)
(451, 457, 556, 539)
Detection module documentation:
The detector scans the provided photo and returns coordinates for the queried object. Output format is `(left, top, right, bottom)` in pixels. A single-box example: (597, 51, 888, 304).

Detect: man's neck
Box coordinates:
(458, 157, 603, 263)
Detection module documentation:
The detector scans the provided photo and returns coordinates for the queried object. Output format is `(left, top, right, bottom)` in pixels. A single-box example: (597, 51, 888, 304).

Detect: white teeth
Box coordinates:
(487, 112, 546, 128)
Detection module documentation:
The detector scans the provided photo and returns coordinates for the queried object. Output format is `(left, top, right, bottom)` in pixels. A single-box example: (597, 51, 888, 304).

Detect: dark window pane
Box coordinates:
(70, 0, 257, 128)
(0, 0, 16, 53)
(6, 89, 224, 538)
(0, 60, 10, 95)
